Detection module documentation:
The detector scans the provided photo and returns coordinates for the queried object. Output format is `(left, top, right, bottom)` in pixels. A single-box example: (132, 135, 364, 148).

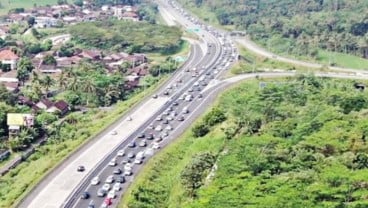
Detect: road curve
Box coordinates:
(235, 39, 368, 73)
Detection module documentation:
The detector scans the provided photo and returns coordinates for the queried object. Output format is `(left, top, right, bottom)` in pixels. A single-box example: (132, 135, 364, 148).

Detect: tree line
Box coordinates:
(181, 0, 368, 59)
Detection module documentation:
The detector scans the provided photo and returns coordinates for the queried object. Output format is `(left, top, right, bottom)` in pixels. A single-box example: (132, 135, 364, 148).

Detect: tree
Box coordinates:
(74, 0, 83, 6)
(40, 75, 55, 94)
(27, 16, 35, 27)
(81, 79, 96, 106)
(26, 43, 42, 54)
(192, 122, 210, 137)
(0, 84, 16, 105)
(118, 62, 131, 74)
(180, 153, 216, 197)
(31, 28, 42, 40)
(16, 68, 29, 85)
(18, 57, 34, 72)
(41, 39, 53, 51)
(43, 54, 57, 65)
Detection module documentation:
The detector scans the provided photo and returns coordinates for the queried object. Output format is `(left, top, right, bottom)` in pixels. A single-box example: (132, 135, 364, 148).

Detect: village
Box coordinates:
(0, 0, 178, 155)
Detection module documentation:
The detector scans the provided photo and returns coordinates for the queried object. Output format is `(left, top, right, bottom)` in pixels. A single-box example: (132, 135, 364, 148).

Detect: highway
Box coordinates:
(18, 0, 235, 207)
(18, 0, 368, 208)
(63, 1, 236, 207)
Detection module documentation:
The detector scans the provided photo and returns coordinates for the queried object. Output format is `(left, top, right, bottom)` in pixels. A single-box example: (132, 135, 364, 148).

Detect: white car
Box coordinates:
(113, 182, 121, 191)
(139, 140, 147, 147)
(105, 175, 114, 184)
(107, 190, 116, 199)
(134, 159, 143, 164)
(108, 158, 117, 166)
(124, 169, 132, 176)
(124, 163, 133, 170)
(117, 149, 125, 157)
(155, 125, 163, 132)
(110, 130, 117, 135)
(90, 176, 100, 185)
(102, 183, 111, 192)
(165, 125, 173, 131)
(136, 151, 145, 160)
(152, 142, 160, 149)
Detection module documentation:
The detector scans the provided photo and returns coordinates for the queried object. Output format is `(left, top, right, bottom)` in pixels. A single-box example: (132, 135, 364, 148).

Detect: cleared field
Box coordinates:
(0, 0, 58, 15)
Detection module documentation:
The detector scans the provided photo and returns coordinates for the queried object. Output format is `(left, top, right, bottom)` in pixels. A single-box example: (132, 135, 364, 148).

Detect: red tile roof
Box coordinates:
(54, 100, 69, 111)
(0, 50, 19, 60)
(39, 98, 54, 108)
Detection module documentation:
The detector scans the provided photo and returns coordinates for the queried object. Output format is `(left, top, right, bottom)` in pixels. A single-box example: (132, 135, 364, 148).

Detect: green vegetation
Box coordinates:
(0, 76, 167, 208)
(123, 75, 368, 208)
(69, 20, 183, 54)
(316, 50, 368, 69)
(230, 45, 318, 75)
(178, 0, 368, 68)
(0, 0, 58, 15)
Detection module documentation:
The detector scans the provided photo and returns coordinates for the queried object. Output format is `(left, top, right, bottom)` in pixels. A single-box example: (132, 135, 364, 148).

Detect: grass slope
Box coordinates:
(0, 0, 57, 15)
(122, 77, 368, 208)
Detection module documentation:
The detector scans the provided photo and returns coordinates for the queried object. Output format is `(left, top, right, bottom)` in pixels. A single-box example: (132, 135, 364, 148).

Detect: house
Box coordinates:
(7, 13, 25, 23)
(123, 53, 147, 66)
(47, 100, 69, 115)
(121, 11, 139, 22)
(2, 81, 19, 91)
(124, 75, 140, 90)
(79, 50, 102, 60)
(101, 5, 110, 11)
(36, 98, 54, 110)
(34, 16, 58, 28)
(128, 64, 149, 76)
(113, 6, 124, 19)
(7, 113, 34, 135)
(56, 56, 81, 68)
(18, 96, 34, 107)
(0, 49, 19, 70)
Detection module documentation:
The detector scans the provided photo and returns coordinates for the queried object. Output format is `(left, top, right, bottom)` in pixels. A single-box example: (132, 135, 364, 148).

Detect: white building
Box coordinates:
(34, 17, 58, 28)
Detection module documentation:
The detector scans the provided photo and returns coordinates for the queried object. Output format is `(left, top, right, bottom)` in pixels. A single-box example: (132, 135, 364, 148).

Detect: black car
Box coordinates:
(77, 165, 85, 172)
(81, 191, 90, 199)
(113, 168, 122, 174)
(116, 175, 125, 183)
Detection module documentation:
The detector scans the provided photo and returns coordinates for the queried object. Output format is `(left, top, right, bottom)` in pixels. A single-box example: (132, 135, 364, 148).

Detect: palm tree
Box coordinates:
(82, 79, 96, 106)
(31, 71, 40, 84)
(40, 75, 55, 94)
(104, 85, 120, 106)
(58, 71, 68, 90)
(68, 76, 79, 91)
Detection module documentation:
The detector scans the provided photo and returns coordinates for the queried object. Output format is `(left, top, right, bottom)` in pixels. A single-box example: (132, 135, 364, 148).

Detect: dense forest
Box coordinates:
(179, 0, 368, 60)
(69, 20, 182, 54)
(124, 75, 368, 208)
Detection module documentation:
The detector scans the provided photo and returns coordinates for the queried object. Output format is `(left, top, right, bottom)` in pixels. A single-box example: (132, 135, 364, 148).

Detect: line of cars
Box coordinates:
(72, 1, 237, 207)
(78, 93, 197, 208)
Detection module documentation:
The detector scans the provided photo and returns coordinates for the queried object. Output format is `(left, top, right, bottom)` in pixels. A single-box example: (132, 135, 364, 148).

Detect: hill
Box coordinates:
(123, 75, 368, 208)
(178, 0, 368, 66)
